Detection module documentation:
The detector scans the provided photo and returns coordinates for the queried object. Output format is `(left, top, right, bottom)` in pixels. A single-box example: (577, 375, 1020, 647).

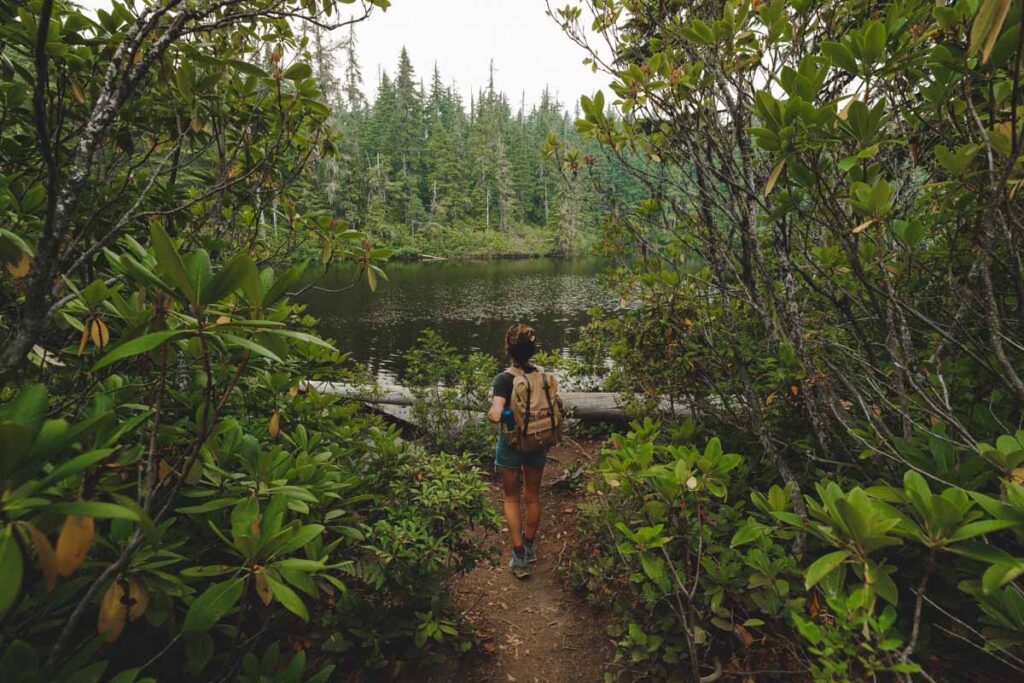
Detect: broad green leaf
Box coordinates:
(182, 577, 244, 633)
(860, 20, 887, 65)
(34, 449, 117, 491)
(215, 333, 283, 363)
(805, 550, 850, 589)
(46, 501, 139, 520)
(0, 528, 24, 616)
(149, 223, 196, 304)
(271, 558, 324, 572)
(177, 498, 241, 514)
(274, 524, 324, 556)
(183, 251, 213, 303)
(282, 63, 312, 81)
(268, 329, 337, 352)
(203, 253, 256, 305)
(91, 330, 188, 372)
(264, 573, 309, 621)
(949, 519, 1020, 542)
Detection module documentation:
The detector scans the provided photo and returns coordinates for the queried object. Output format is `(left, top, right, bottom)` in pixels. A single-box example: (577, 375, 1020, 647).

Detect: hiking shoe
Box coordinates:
(509, 549, 530, 579)
(524, 539, 537, 564)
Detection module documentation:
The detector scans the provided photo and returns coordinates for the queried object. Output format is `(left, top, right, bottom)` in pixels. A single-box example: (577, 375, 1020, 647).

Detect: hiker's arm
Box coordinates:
(487, 396, 505, 424)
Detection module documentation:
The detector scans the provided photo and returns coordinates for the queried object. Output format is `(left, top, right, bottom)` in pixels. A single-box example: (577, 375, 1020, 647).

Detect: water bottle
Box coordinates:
(501, 408, 515, 428)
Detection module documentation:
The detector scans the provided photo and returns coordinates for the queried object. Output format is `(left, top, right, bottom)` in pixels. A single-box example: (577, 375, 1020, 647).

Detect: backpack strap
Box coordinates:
(541, 372, 556, 420)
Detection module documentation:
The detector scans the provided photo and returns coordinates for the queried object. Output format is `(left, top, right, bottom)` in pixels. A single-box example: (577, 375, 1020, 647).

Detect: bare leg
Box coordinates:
(499, 466, 524, 549)
(523, 464, 544, 542)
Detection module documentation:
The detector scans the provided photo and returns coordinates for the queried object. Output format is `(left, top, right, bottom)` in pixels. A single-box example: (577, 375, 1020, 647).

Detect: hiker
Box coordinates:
(487, 323, 563, 579)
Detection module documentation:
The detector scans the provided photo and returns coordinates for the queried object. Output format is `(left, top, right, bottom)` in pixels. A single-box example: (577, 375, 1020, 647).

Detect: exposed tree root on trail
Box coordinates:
(419, 440, 616, 683)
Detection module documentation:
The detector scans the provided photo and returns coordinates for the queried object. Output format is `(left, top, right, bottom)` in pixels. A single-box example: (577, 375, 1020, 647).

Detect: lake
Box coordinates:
(301, 258, 614, 383)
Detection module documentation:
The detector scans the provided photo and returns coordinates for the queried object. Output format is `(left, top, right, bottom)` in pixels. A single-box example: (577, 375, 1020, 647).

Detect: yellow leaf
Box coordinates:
(98, 579, 127, 643)
(790, 384, 799, 396)
(288, 385, 299, 398)
(838, 94, 858, 121)
(764, 159, 785, 196)
(268, 409, 281, 439)
(972, 0, 1013, 64)
(55, 515, 94, 578)
(852, 218, 877, 234)
(216, 315, 231, 325)
(24, 522, 57, 593)
(77, 325, 89, 356)
(254, 567, 273, 606)
(71, 79, 85, 105)
(158, 460, 172, 485)
(90, 319, 110, 349)
(6, 252, 30, 279)
(126, 577, 149, 621)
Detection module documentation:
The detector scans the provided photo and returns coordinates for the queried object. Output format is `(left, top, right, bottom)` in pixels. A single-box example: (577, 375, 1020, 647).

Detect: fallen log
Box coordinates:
(304, 381, 686, 421)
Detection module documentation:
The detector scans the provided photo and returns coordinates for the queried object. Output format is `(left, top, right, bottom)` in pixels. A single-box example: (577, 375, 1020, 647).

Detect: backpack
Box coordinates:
(502, 365, 563, 452)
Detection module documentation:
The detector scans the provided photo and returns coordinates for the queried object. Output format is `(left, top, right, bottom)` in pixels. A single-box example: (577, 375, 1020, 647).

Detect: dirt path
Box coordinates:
(423, 440, 616, 683)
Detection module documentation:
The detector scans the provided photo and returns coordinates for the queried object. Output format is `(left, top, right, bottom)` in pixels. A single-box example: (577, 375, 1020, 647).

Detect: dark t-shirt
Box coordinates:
(492, 364, 537, 402)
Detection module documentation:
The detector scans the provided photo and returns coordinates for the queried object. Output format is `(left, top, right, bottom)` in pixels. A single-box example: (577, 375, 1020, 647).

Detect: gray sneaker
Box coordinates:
(524, 539, 537, 564)
(509, 549, 530, 579)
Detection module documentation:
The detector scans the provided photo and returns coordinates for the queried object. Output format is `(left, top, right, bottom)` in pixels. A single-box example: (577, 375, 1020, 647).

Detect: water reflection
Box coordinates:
(301, 258, 613, 382)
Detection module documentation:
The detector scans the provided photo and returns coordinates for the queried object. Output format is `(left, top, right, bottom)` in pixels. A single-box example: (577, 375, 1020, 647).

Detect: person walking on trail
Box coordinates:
(487, 323, 564, 579)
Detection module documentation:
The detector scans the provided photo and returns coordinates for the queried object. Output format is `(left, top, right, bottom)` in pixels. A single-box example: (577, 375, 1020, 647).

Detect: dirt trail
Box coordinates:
(423, 440, 615, 683)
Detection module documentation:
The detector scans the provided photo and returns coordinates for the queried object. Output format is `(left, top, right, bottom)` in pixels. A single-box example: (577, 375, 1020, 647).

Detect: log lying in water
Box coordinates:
(305, 381, 686, 421)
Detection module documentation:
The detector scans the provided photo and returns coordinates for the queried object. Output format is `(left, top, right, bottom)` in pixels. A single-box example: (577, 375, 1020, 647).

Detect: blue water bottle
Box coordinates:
(501, 408, 515, 429)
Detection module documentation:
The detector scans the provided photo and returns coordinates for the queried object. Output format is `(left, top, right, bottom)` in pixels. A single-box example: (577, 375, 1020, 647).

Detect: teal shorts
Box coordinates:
(494, 434, 547, 469)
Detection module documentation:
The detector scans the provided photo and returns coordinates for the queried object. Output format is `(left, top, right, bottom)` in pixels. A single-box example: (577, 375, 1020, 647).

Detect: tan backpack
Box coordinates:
(502, 365, 563, 452)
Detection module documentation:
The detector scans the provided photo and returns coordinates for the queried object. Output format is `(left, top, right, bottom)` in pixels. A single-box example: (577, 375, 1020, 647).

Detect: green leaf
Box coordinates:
(867, 560, 898, 605)
(230, 497, 259, 545)
(268, 329, 337, 352)
(92, 331, 189, 372)
(805, 550, 851, 590)
(265, 573, 309, 620)
(0, 527, 24, 617)
(226, 59, 267, 77)
(274, 524, 324, 556)
(177, 498, 241, 514)
(215, 333, 283, 363)
(182, 576, 245, 633)
(821, 41, 858, 72)
(950, 519, 1020, 542)
(34, 449, 117, 491)
(860, 20, 887, 66)
(203, 253, 256, 305)
(45, 501, 140, 520)
(271, 558, 325, 572)
(282, 63, 312, 81)
(149, 223, 196, 304)
(0, 384, 48, 473)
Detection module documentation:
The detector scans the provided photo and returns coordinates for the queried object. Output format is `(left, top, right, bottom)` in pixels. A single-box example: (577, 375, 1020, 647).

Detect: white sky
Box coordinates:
(349, 0, 608, 110)
(78, 0, 610, 111)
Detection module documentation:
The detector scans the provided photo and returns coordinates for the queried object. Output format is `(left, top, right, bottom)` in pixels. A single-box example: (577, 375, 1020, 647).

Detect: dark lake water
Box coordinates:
(301, 258, 613, 382)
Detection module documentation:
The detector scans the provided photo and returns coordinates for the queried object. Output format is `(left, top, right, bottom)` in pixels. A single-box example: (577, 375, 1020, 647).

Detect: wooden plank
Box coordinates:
(304, 381, 686, 421)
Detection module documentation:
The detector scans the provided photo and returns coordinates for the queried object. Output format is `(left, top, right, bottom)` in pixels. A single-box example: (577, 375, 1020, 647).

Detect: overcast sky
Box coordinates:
(348, 0, 607, 109)
(78, 0, 609, 110)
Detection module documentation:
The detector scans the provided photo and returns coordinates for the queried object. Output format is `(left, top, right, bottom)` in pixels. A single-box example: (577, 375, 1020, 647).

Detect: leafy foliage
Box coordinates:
(554, 0, 1024, 677)
(0, 1, 494, 679)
